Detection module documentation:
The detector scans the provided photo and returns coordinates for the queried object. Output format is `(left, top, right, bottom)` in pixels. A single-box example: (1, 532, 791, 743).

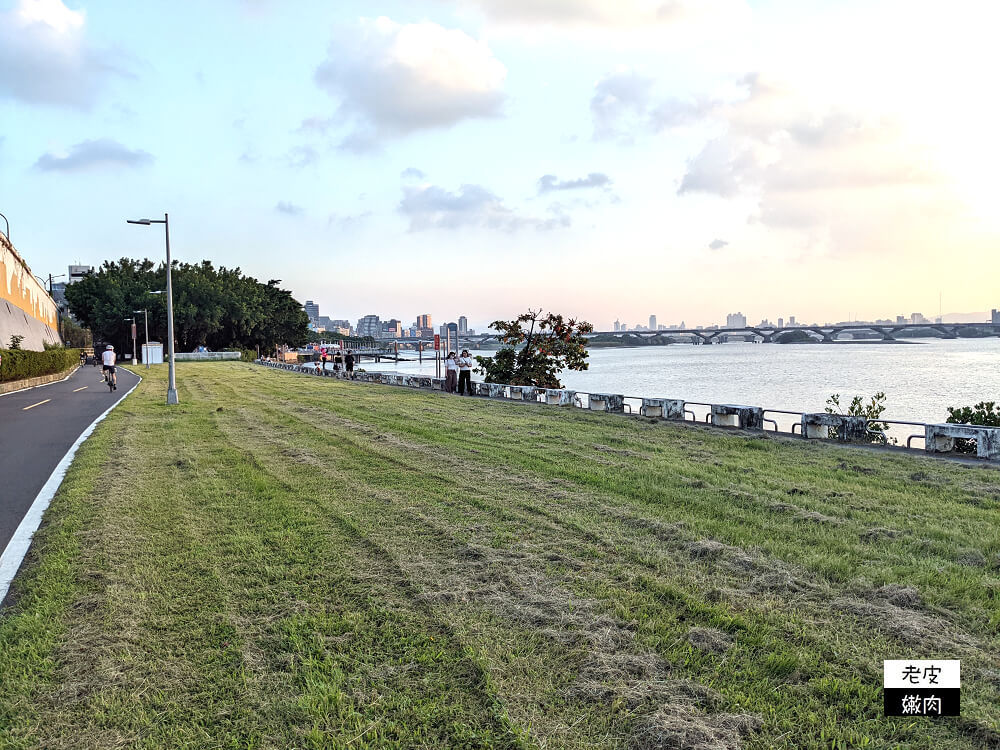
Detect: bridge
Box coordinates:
(584, 322, 1000, 344)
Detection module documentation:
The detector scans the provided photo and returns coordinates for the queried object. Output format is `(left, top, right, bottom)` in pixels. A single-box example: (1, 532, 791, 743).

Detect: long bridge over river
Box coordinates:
(323, 321, 1000, 356)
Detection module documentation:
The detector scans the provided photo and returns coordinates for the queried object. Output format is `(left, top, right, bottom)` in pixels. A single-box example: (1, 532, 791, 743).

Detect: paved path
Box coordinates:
(0, 365, 140, 558)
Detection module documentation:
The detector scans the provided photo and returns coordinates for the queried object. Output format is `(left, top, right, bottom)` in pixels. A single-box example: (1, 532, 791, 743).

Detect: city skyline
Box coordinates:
(3, 0, 998, 326)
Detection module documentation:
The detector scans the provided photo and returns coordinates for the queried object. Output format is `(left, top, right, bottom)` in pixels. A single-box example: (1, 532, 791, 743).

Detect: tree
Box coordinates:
(64, 258, 309, 353)
(475, 309, 593, 388)
(945, 401, 1000, 453)
(825, 392, 893, 443)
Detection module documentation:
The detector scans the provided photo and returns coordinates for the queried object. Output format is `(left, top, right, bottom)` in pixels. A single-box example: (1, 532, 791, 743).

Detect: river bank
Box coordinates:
(1, 362, 996, 748)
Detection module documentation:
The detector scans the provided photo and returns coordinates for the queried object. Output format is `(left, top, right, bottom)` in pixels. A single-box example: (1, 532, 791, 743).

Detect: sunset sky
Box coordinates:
(1, 0, 998, 330)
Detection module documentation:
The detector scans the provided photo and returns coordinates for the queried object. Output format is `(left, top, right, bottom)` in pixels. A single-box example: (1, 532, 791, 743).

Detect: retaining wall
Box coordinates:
(0, 233, 61, 351)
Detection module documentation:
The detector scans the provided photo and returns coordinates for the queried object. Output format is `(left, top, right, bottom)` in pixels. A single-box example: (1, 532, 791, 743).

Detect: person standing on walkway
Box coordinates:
(320, 348, 328, 373)
(456, 350, 474, 395)
(444, 352, 458, 393)
(333, 350, 343, 374)
(345, 350, 355, 378)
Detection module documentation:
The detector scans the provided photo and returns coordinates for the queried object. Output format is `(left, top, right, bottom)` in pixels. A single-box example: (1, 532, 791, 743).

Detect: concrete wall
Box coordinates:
(0, 233, 61, 351)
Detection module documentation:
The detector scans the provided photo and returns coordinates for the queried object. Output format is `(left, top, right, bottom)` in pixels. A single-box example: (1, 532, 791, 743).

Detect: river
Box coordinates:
(364, 338, 999, 426)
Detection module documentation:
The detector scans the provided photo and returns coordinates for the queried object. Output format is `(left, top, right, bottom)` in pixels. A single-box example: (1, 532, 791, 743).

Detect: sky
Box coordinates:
(1, 0, 998, 331)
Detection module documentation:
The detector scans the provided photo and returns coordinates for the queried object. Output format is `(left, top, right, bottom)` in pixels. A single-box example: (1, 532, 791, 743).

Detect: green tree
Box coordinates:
(475, 309, 593, 388)
(64, 259, 309, 353)
(825, 392, 893, 443)
(945, 401, 1000, 453)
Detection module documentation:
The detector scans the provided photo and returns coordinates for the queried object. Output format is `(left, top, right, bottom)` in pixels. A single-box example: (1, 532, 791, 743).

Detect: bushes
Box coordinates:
(0, 348, 81, 383)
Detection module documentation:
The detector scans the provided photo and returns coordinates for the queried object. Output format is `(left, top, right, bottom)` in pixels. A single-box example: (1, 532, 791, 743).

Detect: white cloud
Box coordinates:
(538, 173, 612, 193)
(34, 138, 153, 171)
(452, 0, 743, 29)
(708, 238, 728, 250)
(0, 0, 121, 108)
(314, 17, 506, 148)
(276, 201, 304, 216)
(399, 182, 569, 232)
(591, 67, 715, 141)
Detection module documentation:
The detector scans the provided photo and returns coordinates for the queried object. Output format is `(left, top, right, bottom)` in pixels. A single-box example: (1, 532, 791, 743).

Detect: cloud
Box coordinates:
(399, 183, 569, 232)
(591, 67, 714, 141)
(538, 173, 612, 193)
(328, 211, 372, 230)
(401, 167, 426, 180)
(708, 238, 728, 250)
(452, 0, 738, 29)
(314, 17, 506, 148)
(287, 145, 319, 169)
(34, 138, 153, 171)
(0, 0, 124, 108)
(275, 201, 304, 216)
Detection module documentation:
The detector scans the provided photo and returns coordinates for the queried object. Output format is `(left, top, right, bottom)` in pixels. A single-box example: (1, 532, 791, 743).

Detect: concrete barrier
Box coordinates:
(640, 398, 684, 419)
(509, 385, 538, 402)
(589, 393, 625, 413)
(542, 389, 575, 406)
(711, 404, 764, 430)
(801, 413, 868, 442)
(174, 351, 241, 361)
(925, 424, 1000, 460)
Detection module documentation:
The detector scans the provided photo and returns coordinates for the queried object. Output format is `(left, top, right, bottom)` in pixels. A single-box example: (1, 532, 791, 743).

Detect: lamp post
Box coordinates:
(0, 212, 9, 242)
(124, 317, 137, 365)
(134, 309, 149, 369)
(127, 214, 178, 405)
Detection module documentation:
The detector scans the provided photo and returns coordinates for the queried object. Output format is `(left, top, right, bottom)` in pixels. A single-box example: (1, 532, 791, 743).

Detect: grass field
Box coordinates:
(1, 362, 998, 749)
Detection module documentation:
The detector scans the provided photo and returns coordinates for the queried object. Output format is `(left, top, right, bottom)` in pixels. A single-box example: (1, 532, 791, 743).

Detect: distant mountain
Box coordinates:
(942, 312, 995, 323)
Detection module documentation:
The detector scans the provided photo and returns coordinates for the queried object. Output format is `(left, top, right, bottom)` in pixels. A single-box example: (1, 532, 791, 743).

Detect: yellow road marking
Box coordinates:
(73, 386, 88, 392)
(23, 399, 51, 411)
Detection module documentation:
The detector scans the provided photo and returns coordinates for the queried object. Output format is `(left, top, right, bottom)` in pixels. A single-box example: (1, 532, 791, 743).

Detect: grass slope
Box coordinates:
(1, 362, 998, 749)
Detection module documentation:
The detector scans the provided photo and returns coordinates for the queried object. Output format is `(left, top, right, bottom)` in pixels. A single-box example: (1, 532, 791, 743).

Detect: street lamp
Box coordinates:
(134, 309, 149, 369)
(0, 212, 8, 242)
(123, 317, 137, 365)
(127, 214, 178, 405)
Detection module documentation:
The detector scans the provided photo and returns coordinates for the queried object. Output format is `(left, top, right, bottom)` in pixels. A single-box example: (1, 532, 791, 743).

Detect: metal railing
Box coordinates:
(254, 360, 994, 460)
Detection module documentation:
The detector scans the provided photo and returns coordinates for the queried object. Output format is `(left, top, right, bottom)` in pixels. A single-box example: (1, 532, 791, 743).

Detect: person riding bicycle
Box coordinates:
(102, 344, 118, 390)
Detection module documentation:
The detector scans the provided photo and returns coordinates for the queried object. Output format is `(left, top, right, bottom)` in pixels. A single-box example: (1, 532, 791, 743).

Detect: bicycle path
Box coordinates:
(0, 365, 140, 582)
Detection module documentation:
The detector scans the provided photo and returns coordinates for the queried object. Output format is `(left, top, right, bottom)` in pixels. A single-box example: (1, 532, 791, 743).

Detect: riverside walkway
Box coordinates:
(0, 365, 139, 602)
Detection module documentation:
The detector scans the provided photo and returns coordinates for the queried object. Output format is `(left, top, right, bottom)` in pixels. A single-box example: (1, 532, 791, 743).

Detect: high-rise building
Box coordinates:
(614, 320, 620, 332)
(649, 315, 657, 330)
(993, 309, 1000, 325)
(304, 300, 320, 324)
(458, 316, 468, 333)
(67, 265, 92, 284)
(382, 319, 402, 337)
(726, 312, 747, 328)
(416, 314, 432, 329)
(777, 317, 784, 328)
(356, 314, 381, 338)
(788, 316, 796, 326)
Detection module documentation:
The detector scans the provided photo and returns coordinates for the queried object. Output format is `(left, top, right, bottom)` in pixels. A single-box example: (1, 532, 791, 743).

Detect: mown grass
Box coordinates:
(1, 362, 998, 749)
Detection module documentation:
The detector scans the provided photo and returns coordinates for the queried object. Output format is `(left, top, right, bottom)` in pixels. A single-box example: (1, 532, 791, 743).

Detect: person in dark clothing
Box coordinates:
(345, 350, 355, 377)
(333, 350, 343, 374)
(456, 350, 474, 395)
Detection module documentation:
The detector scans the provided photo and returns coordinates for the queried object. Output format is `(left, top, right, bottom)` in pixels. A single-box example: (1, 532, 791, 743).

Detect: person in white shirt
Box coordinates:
(444, 352, 459, 393)
(102, 344, 118, 390)
(456, 350, 474, 395)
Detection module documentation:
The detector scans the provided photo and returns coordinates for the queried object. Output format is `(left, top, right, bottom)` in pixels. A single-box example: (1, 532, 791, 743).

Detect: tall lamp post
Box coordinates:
(124, 317, 137, 365)
(127, 214, 178, 405)
(134, 309, 149, 369)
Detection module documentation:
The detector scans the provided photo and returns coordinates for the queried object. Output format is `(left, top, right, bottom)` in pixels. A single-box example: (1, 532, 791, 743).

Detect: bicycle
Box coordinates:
(104, 368, 116, 392)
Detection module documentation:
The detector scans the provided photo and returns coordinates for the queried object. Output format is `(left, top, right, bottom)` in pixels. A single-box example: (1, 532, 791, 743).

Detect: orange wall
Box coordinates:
(1, 233, 59, 332)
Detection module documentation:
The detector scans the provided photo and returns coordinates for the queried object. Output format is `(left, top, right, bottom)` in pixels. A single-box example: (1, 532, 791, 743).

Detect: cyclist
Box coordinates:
(102, 344, 117, 390)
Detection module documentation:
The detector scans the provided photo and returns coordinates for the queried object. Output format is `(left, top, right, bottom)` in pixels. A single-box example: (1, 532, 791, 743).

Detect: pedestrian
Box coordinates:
(456, 349, 474, 395)
(333, 350, 343, 374)
(345, 350, 355, 377)
(444, 351, 458, 393)
(320, 347, 328, 373)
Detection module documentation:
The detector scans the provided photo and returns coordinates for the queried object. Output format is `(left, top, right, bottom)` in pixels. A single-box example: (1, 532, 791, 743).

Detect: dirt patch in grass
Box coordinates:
(687, 627, 735, 655)
(628, 707, 762, 750)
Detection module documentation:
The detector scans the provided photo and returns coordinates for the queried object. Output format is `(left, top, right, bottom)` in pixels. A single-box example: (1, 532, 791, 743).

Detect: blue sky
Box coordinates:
(2, 0, 998, 331)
